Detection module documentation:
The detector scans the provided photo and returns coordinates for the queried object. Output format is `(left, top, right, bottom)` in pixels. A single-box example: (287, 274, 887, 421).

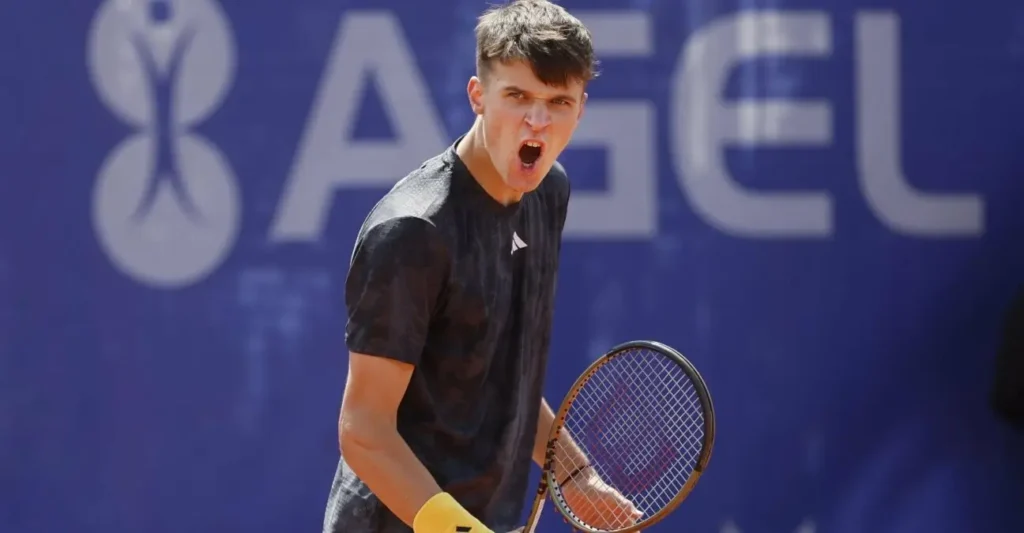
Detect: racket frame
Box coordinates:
(522, 340, 716, 533)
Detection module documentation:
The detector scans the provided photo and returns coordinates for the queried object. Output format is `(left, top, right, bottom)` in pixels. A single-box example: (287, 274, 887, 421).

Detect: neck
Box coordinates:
(456, 118, 523, 206)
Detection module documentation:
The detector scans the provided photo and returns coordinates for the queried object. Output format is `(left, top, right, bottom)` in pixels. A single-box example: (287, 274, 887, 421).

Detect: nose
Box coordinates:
(524, 101, 551, 131)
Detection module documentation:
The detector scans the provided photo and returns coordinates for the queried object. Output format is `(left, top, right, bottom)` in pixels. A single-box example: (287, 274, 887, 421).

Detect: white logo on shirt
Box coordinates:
(511, 231, 527, 254)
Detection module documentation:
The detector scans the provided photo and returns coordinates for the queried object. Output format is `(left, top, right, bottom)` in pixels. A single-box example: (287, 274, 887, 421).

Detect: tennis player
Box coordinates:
(322, 1, 640, 532)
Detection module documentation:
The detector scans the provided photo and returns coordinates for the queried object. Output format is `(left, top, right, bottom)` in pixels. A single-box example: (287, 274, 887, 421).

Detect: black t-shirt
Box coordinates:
(323, 137, 571, 533)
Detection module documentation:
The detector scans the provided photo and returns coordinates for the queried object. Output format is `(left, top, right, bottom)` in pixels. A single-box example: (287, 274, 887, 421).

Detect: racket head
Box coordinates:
(541, 340, 715, 533)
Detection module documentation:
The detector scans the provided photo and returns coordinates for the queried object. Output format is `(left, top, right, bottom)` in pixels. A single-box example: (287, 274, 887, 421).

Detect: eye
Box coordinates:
(507, 91, 524, 99)
(551, 98, 571, 106)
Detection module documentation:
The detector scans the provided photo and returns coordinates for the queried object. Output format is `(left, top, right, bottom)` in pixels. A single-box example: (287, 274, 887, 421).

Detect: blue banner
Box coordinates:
(2, 1, 1023, 532)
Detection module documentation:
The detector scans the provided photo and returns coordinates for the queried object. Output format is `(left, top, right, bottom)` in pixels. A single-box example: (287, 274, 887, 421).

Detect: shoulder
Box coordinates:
(545, 160, 571, 208)
(361, 151, 455, 229)
(356, 214, 440, 245)
(352, 215, 448, 265)
(536, 160, 571, 227)
(345, 215, 452, 304)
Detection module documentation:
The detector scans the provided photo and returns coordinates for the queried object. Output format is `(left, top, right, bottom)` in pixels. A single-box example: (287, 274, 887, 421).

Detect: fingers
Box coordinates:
(604, 495, 642, 528)
(615, 491, 642, 520)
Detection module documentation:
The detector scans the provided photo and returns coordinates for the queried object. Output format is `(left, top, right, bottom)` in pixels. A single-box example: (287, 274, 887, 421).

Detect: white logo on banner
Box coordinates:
(87, 0, 240, 288)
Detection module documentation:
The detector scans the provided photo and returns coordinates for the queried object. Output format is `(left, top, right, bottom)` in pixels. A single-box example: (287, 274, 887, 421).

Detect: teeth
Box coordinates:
(525, 141, 541, 148)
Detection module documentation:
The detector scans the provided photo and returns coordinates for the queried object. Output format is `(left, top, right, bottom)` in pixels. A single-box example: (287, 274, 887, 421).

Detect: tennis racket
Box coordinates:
(522, 340, 715, 533)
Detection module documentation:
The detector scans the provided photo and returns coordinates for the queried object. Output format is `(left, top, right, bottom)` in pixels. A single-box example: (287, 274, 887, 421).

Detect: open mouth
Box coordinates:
(518, 141, 543, 169)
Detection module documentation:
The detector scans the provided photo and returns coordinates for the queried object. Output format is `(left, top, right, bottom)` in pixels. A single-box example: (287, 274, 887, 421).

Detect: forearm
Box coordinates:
(340, 416, 443, 527)
(532, 397, 591, 482)
(532, 398, 556, 467)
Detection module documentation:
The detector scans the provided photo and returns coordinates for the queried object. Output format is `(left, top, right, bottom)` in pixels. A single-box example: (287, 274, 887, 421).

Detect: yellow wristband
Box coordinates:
(413, 492, 492, 533)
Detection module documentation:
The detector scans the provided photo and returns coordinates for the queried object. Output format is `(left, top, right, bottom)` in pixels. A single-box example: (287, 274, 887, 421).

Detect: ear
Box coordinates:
(468, 76, 485, 115)
(577, 92, 588, 121)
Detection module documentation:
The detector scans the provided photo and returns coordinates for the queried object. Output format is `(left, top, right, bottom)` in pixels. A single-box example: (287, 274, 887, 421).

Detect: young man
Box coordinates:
(322, 1, 640, 532)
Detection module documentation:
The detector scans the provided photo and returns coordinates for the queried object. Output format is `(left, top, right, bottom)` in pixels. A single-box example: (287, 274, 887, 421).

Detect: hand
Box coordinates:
(560, 467, 643, 530)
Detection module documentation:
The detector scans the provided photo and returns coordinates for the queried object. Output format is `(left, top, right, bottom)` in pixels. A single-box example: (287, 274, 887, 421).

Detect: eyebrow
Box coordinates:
(504, 85, 578, 104)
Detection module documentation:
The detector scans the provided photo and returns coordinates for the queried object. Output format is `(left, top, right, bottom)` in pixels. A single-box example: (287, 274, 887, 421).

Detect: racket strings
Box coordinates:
(551, 348, 706, 531)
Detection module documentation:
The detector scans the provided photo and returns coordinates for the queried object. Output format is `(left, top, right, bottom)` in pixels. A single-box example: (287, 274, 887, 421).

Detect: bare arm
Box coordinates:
(337, 217, 496, 530)
(532, 397, 591, 483)
(531, 398, 556, 468)
(339, 352, 442, 526)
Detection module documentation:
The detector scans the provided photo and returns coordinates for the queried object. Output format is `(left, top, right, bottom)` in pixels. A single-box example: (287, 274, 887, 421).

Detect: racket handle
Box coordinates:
(522, 494, 545, 533)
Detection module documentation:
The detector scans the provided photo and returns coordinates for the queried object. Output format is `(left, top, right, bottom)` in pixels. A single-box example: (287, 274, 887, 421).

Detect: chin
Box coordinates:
(505, 172, 545, 193)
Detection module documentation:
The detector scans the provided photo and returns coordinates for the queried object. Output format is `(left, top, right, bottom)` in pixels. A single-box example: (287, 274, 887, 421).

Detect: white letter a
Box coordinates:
(271, 12, 447, 242)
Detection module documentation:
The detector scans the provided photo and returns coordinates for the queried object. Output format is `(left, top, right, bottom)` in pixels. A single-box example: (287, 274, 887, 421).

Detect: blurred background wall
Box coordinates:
(2, 0, 1024, 532)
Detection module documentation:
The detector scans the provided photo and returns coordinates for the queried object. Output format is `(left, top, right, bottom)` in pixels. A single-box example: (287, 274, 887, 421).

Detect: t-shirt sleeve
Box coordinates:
(343, 216, 450, 366)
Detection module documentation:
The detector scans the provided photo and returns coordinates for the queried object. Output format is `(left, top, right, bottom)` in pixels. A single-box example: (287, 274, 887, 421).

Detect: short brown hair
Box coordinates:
(475, 0, 599, 87)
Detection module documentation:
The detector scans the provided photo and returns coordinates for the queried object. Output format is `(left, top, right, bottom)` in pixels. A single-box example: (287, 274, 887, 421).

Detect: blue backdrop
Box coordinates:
(2, 1, 1023, 532)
